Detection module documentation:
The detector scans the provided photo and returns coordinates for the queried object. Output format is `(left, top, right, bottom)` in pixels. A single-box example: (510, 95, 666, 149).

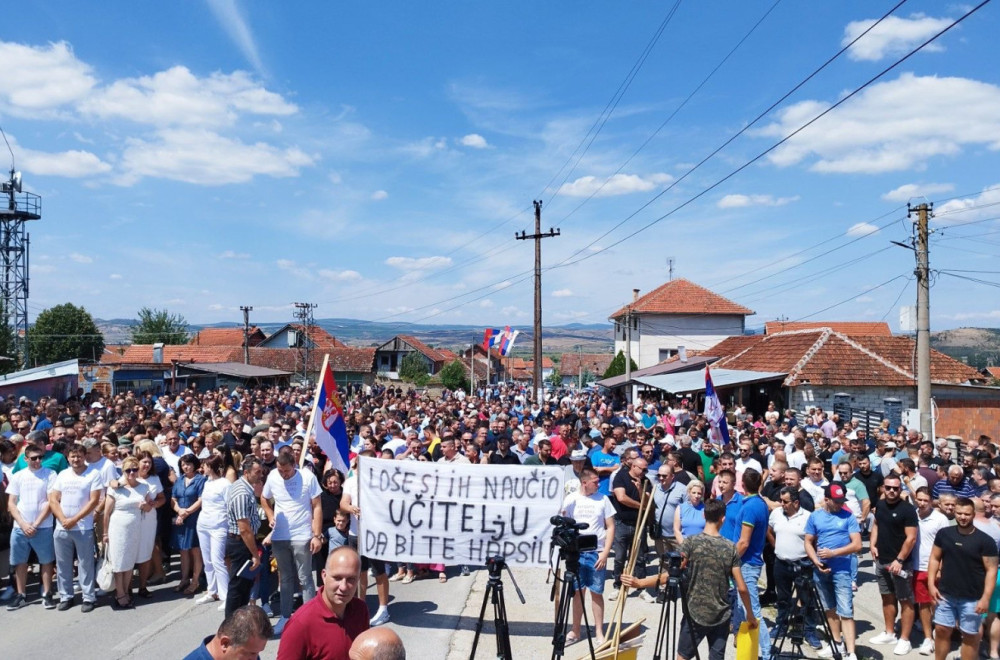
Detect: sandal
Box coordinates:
(116, 595, 133, 609)
(438, 573, 448, 583)
(565, 632, 580, 646)
(183, 583, 200, 596)
(137, 588, 153, 599)
(401, 574, 415, 584)
(388, 572, 404, 582)
(173, 580, 190, 593)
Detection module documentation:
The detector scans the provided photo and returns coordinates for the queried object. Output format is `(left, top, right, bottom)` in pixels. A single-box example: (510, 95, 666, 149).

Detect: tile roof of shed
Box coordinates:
(764, 321, 892, 336)
(610, 278, 754, 319)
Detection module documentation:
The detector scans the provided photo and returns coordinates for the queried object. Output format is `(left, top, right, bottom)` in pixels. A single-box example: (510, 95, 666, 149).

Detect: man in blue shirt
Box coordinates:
(591, 435, 620, 497)
(716, 470, 744, 542)
(729, 468, 771, 658)
(805, 483, 863, 660)
(183, 604, 272, 659)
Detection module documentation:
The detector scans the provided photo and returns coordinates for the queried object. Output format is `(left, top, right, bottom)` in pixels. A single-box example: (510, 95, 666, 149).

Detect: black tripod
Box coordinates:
(651, 553, 700, 660)
(551, 548, 597, 660)
(770, 562, 842, 660)
(470, 555, 526, 660)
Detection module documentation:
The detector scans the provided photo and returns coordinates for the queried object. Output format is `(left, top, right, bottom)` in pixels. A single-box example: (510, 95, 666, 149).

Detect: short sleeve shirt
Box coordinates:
(805, 507, 860, 573)
(934, 525, 999, 600)
(562, 490, 616, 549)
(262, 468, 322, 541)
(8, 467, 57, 527)
(50, 468, 101, 531)
(735, 494, 770, 566)
(681, 533, 741, 627)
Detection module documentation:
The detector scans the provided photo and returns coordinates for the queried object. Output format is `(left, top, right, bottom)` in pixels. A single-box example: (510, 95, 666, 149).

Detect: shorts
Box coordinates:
(10, 526, 56, 565)
(813, 569, 854, 618)
(876, 563, 915, 601)
(360, 554, 387, 576)
(576, 550, 607, 595)
(914, 571, 933, 605)
(934, 593, 982, 635)
(990, 571, 1000, 614)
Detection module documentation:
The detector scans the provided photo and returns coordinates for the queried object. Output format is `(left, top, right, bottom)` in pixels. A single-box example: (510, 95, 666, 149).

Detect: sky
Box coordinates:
(2, 1, 1000, 334)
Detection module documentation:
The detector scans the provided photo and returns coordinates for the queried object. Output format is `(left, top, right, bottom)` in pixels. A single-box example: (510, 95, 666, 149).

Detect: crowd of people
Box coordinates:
(0, 380, 997, 660)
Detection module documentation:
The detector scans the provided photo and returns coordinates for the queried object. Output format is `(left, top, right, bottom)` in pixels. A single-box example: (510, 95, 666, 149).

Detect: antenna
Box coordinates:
(0, 124, 13, 172)
(666, 257, 675, 281)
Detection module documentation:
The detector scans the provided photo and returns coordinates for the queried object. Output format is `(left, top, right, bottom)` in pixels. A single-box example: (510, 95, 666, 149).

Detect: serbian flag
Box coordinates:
(704, 365, 731, 447)
(482, 328, 502, 351)
(498, 327, 520, 356)
(312, 358, 350, 475)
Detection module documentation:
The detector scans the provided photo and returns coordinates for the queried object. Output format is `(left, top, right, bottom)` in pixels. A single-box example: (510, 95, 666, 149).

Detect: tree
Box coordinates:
(603, 350, 638, 379)
(439, 360, 469, 391)
(398, 352, 430, 385)
(29, 303, 105, 365)
(547, 367, 562, 387)
(581, 368, 596, 386)
(131, 307, 189, 344)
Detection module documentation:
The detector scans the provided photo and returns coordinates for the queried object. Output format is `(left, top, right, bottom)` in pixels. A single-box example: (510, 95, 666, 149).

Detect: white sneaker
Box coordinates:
(870, 631, 898, 645)
(217, 602, 226, 611)
(844, 653, 858, 660)
(893, 639, 912, 655)
(818, 642, 845, 658)
(273, 617, 289, 637)
(195, 593, 217, 605)
(918, 638, 934, 656)
(369, 609, 390, 627)
(639, 591, 657, 604)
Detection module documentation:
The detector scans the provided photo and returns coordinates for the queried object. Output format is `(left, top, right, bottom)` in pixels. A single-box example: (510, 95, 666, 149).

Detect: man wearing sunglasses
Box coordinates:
(869, 475, 919, 654)
(6, 447, 58, 610)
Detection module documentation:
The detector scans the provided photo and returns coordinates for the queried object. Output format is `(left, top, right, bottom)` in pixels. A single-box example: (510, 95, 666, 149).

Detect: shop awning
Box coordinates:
(634, 368, 787, 394)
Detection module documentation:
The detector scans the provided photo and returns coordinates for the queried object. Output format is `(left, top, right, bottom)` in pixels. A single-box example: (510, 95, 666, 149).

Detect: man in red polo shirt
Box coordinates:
(277, 546, 370, 660)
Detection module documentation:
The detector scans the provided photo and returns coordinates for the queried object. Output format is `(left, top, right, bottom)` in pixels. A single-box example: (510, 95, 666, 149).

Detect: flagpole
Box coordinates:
(301, 353, 330, 469)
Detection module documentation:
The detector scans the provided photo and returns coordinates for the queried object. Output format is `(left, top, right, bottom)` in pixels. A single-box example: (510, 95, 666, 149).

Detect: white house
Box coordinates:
(610, 278, 754, 369)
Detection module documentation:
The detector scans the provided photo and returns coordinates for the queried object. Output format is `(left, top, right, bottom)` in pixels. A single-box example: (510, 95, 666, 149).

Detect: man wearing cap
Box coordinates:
(487, 436, 520, 466)
(804, 483, 862, 660)
(563, 449, 590, 496)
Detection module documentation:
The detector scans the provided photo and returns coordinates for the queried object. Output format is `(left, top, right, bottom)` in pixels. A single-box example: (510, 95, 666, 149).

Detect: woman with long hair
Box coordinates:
(195, 455, 230, 607)
(211, 443, 239, 482)
(313, 468, 344, 587)
(172, 454, 205, 595)
(673, 480, 706, 545)
(102, 457, 153, 609)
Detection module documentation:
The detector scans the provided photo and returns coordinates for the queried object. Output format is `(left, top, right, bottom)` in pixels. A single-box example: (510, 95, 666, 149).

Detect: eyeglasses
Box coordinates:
(657, 475, 670, 479)
(26, 456, 42, 462)
(124, 468, 139, 474)
(883, 485, 901, 491)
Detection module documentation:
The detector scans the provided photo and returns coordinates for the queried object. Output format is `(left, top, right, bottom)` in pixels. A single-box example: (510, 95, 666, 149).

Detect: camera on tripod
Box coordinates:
(486, 555, 506, 576)
(662, 550, 683, 575)
(789, 559, 815, 585)
(549, 515, 598, 553)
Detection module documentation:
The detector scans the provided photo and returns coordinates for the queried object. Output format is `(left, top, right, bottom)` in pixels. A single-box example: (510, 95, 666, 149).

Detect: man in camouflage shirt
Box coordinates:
(623, 498, 757, 660)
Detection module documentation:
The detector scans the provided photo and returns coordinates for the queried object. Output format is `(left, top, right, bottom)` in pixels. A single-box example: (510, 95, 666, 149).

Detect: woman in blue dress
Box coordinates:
(172, 454, 205, 595)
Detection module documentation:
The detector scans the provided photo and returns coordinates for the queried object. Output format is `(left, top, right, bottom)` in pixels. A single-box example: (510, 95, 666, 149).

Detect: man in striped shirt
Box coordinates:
(224, 456, 265, 617)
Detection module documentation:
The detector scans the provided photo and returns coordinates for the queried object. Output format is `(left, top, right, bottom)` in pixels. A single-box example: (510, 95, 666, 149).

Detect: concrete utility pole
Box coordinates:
(516, 200, 559, 402)
(624, 289, 638, 401)
(240, 305, 253, 365)
(911, 203, 933, 439)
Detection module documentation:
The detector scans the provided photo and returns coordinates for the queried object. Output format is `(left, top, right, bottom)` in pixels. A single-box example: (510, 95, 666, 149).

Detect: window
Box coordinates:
(658, 349, 677, 362)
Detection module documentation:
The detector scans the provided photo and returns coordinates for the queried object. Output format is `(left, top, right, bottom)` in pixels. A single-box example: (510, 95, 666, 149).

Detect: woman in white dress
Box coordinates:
(102, 457, 153, 609)
(195, 455, 231, 607)
(135, 450, 166, 598)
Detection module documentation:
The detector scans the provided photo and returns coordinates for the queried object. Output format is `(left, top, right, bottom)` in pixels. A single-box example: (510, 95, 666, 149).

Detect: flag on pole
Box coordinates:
(482, 328, 502, 351)
(704, 365, 731, 447)
(498, 327, 520, 356)
(312, 359, 350, 475)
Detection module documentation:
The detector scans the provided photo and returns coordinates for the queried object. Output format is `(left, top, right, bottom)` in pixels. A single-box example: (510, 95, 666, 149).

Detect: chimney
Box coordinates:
(152, 343, 164, 363)
(678, 346, 688, 363)
(632, 288, 640, 302)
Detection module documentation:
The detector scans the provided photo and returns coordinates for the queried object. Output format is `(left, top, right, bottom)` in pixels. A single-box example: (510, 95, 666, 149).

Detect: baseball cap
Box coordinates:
(885, 442, 897, 449)
(570, 449, 588, 461)
(825, 483, 847, 504)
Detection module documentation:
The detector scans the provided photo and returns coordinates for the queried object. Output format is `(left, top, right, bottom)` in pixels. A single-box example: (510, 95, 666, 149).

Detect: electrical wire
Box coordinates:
(880, 276, 913, 321)
(792, 275, 908, 321)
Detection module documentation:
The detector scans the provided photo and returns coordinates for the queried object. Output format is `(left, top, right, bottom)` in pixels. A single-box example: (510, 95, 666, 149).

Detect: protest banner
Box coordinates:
(357, 456, 565, 566)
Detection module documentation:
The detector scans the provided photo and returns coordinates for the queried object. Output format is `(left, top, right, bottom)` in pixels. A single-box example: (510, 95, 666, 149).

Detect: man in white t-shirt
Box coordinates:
(6, 445, 57, 610)
(735, 441, 763, 486)
(561, 467, 616, 645)
(161, 429, 192, 475)
(49, 443, 102, 611)
(801, 458, 829, 507)
(260, 452, 323, 635)
(912, 487, 949, 656)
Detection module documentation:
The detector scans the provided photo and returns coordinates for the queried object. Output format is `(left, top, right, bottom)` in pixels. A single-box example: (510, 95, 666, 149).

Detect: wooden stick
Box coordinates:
(300, 353, 330, 469)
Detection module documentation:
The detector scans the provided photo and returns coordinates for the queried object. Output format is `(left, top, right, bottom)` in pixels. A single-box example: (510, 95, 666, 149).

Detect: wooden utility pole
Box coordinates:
(516, 201, 559, 402)
(240, 305, 253, 365)
(910, 203, 933, 439)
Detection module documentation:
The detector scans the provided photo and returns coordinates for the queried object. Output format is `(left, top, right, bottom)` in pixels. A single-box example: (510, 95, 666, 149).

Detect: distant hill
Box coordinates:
(930, 327, 1000, 370)
(96, 317, 615, 355)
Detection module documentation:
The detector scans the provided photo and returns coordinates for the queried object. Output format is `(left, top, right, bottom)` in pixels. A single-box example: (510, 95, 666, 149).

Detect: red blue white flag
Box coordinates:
(482, 328, 502, 351)
(498, 327, 519, 356)
(704, 365, 731, 447)
(313, 360, 350, 475)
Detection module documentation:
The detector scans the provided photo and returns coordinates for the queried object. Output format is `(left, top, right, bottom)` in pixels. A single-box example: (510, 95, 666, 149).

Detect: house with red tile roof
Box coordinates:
(188, 326, 266, 347)
(257, 324, 347, 351)
(559, 353, 614, 387)
(764, 321, 891, 336)
(609, 278, 754, 369)
(374, 335, 450, 378)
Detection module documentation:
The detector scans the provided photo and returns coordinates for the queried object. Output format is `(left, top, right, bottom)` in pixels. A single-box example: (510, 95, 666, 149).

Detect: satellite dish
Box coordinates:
(11, 171, 21, 193)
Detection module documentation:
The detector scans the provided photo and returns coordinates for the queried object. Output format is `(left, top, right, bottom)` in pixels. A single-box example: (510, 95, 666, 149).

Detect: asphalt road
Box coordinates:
(0, 551, 961, 660)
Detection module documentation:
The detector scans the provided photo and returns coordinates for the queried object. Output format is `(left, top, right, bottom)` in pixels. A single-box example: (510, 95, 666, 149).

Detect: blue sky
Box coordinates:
(2, 1, 1000, 332)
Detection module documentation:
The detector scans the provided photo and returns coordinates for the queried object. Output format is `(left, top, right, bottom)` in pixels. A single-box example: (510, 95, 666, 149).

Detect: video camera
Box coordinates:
(662, 550, 683, 575)
(550, 515, 598, 553)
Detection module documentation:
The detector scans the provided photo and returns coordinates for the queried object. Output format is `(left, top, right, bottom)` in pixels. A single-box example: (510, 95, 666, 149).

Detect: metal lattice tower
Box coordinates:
(1, 169, 40, 368)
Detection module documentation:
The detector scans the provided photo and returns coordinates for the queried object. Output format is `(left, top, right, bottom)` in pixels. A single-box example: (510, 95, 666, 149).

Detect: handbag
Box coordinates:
(97, 549, 115, 592)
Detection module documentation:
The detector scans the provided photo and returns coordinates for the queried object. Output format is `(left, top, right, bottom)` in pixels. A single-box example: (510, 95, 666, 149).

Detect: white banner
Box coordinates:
(357, 456, 565, 566)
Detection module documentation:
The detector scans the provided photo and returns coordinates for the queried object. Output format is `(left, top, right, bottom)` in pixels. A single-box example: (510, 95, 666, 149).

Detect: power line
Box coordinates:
(792, 275, 908, 321)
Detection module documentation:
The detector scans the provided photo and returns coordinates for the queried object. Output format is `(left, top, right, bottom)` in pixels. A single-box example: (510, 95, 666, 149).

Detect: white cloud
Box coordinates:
(759, 74, 1000, 174)
(109, 273, 122, 280)
(318, 269, 362, 282)
(385, 256, 452, 271)
(557, 173, 673, 198)
(493, 280, 513, 290)
(552, 289, 573, 297)
(275, 258, 313, 280)
(479, 299, 495, 308)
(80, 66, 296, 128)
(943, 310, 1000, 321)
(935, 184, 1000, 223)
(501, 306, 524, 317)
(842, 14, 952, 62)
(218, 250, 250, 259)
(371, 190, 388, 201)
(69, 252, 93, 264)
(208, 303, 225, 311)
(855, 296, 874, 303)
(401, 137, 449, 158)
(846, 222, 880, 237)
(717, 194, 799, 209)
(460, 133, 489, 149)
(19, 146, 111, 178)
(328, 172, 342, 184)
(882, 182, 955, 202)
(0, 41, 96, 115)
(117, 128, 314, 185)
(205, 0, 266, 74)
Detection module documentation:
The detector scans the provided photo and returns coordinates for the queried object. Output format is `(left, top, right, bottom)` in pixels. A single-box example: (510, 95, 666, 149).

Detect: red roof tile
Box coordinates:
(102, 344, 374, 374)
(559, 353, 615, 377)
(986, 366, 1000, 379)
(102, 345, 244, 365)
(395, 335, 447, 363)
(708, 329, 985, 387)
(188, 327, 266, 347)
(764, 321, 892, 336)
(610, 279, 754, 319)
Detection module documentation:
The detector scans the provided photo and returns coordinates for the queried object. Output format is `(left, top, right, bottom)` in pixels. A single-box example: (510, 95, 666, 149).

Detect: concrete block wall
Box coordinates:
(790, 386, 915, 414)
